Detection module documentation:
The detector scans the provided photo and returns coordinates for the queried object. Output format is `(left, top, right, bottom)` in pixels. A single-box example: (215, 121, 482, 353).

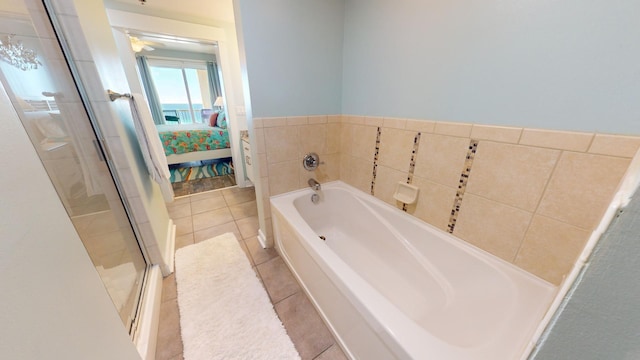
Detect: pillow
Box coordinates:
(217, 111, 228, 129)
(208, 112, 219, 127)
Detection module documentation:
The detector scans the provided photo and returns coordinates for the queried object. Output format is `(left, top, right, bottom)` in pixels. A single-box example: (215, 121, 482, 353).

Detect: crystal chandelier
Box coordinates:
(0, 34, 42, 71)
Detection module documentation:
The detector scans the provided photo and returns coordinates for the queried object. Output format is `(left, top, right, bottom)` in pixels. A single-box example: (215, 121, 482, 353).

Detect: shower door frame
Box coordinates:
(40, 0, 151, 337)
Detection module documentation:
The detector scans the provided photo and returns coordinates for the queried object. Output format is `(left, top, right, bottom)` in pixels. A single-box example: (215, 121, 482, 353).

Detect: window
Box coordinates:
(148, 59, 212, 124)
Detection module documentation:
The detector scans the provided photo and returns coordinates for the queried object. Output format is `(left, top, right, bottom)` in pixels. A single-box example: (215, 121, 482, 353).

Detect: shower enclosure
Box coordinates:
(0, 1, 147, 334)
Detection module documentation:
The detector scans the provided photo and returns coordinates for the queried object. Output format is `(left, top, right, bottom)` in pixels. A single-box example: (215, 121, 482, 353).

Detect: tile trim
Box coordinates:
(403, 132, 421, 211)
(370, 126, 382, 195)
(447, 139, 479, 233)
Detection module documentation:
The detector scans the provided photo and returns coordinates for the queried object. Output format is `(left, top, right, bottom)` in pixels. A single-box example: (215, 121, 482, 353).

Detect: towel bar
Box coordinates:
(107, 89, 132, 102)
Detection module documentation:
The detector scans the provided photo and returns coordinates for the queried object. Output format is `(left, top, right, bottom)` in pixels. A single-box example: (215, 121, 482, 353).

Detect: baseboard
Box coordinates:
(162, 219, 176, 276)
(134, 265, 162, 360)
(257, 228, 269, 248)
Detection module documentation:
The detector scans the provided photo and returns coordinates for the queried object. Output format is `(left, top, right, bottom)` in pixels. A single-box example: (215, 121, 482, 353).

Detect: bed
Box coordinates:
(157, 123, 231, 165)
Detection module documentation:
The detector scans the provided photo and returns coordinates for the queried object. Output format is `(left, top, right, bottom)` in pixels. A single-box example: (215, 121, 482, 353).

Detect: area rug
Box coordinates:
(169, 159, 234, 183)
(175, 233, 300, 360)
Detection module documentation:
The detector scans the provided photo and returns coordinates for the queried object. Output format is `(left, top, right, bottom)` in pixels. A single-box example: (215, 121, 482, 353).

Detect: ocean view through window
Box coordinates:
(149, 59, 213, 124)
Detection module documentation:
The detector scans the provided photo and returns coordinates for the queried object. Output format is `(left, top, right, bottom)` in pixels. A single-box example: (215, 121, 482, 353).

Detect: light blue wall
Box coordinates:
(236, 0, 344, 117)
(342, 0, 640, 134)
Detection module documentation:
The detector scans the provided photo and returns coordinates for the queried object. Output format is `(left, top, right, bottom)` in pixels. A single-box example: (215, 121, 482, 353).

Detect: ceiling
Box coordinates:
(110, 0, 235, 24)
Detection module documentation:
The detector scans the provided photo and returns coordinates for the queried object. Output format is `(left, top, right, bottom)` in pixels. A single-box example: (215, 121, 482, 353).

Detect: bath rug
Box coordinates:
(175, 233, 300, 360)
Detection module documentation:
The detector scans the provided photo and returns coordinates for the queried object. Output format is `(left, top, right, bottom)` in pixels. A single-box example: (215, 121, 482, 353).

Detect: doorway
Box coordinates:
(0, 1, 147, 334)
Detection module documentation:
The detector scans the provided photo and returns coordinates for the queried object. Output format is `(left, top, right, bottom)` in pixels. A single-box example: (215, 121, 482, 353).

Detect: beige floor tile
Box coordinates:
(246, 237, 278, 265)
(239, 240, 254, 266)
(257, 257, 301, 303)
(167, 203, 191, 219)
(167, 354, 184, 360)
(194, 221, 242, 243)
(161, 273, 177, 302)
(222, 186, 256, 205)
(191, 208, 235, 232)
(275, 292, 335, 360)
(155, 298, 183, 360)
(236, 215, 259, 239)
(175, 233, 194, 250)
(229, 200, 258, 220)
(173, 217, 193, 236)
(188, 189, 224, 202)
(190, 195, 228, 215)
(314, 344, 348, 360)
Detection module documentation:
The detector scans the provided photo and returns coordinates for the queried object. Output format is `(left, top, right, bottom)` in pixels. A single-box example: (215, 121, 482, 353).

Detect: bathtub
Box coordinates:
(270, 181, 556, 360)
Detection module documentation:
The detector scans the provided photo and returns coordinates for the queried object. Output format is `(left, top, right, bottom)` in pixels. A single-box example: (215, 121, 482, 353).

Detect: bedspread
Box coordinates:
(157, 125, 230, 156)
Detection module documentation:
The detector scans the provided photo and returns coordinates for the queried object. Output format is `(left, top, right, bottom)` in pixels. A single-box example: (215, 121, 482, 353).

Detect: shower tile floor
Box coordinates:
(157, 186, 347, 360)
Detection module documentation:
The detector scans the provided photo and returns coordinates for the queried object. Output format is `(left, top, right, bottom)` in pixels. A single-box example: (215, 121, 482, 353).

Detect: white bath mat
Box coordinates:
(175, 233, 300, 360)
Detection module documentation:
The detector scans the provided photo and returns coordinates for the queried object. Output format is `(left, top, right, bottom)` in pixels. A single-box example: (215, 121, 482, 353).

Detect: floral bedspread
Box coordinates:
(159, 127, 230, 155)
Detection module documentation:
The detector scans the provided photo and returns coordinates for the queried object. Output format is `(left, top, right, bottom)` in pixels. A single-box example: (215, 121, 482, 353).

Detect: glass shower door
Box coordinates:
(0, 1, 147, 333)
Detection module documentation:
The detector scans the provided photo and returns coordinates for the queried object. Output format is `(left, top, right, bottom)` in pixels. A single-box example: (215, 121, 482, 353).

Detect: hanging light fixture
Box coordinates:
(0, 34, 42, 71)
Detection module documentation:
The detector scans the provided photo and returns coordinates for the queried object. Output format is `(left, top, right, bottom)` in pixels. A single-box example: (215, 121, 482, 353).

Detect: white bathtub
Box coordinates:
(271, 181, 556, 360)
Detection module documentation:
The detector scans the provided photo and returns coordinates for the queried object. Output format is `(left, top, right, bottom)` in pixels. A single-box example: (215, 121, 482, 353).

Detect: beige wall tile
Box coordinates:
(265, 126, 298, 164)
(434, 122, 472, 137)
(254, 127, 266, 154)
(373, 165, 407, 207)
(339, 155, 353, 185)
(382, 117, 407, 129)
(347, 115, 365, 125)
(287, 116, 308, 125)
(588, 134, 640, 158)
(414, 134, 470, 188)
(519, 128, 594, 152)
(298, 124, 327, 156)
(263, 117, 287, 127)
(253, 117, 264, 129)
(308, 115, 328, 124)
(466, 142, 560, 211)
(326, 123, 341, 154)
(378, 128, 416, 171)
(340, 123, 353, 155)
(470, 125, 522, 144)
(537, 152, 631, 230)
(454, 194, 533, 262)
(350, 158, 374, 194)
(327, 115, 341, 123)
(405, 119, 436, 133)
(351, 125, 378, 161)
(364, 116, 383, 127)
(409, 176, 457, 231)
(515, 215, 590, 285)
(258, 153, 268, 178)
(268, 161, 300, 196)
(299, 153, 340, 186)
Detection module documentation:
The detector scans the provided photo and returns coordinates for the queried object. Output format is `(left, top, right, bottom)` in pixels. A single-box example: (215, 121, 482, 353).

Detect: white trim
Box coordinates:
(163, 219, 176, 275)
(134, 265, 163, 360)
(257, 228, 269, 248)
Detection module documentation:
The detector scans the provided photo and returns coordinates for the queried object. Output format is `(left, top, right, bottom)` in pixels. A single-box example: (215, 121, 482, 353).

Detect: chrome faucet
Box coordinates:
(308, 178, 321, 191)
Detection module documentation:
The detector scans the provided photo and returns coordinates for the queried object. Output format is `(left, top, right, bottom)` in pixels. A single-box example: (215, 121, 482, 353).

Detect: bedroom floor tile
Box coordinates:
(157, 186, 344, 360)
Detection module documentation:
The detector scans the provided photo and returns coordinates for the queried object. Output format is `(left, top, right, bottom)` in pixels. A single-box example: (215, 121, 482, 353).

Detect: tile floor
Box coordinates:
(157, 186, 348, 360)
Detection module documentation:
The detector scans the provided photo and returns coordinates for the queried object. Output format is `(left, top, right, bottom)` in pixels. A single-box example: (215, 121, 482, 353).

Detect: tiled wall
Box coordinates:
(252, 116, 342, 243)
(254, 115, 640, 286)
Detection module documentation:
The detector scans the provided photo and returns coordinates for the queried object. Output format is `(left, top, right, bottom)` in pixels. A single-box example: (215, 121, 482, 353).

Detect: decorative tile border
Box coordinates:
(403, 132, 422, 211)
(370, 126, 382, 195)
(447, 139, 479, 233)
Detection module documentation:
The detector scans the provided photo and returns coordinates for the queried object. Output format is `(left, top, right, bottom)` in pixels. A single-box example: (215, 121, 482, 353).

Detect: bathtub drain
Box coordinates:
(319, 235, 326, 241)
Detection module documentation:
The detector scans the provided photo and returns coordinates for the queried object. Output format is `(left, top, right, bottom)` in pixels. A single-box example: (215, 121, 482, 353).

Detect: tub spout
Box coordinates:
(308, 178, 321, 191)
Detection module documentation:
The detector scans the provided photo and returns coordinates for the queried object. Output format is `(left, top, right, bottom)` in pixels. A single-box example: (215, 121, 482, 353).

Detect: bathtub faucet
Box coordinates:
(308, 178, 321, 191)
